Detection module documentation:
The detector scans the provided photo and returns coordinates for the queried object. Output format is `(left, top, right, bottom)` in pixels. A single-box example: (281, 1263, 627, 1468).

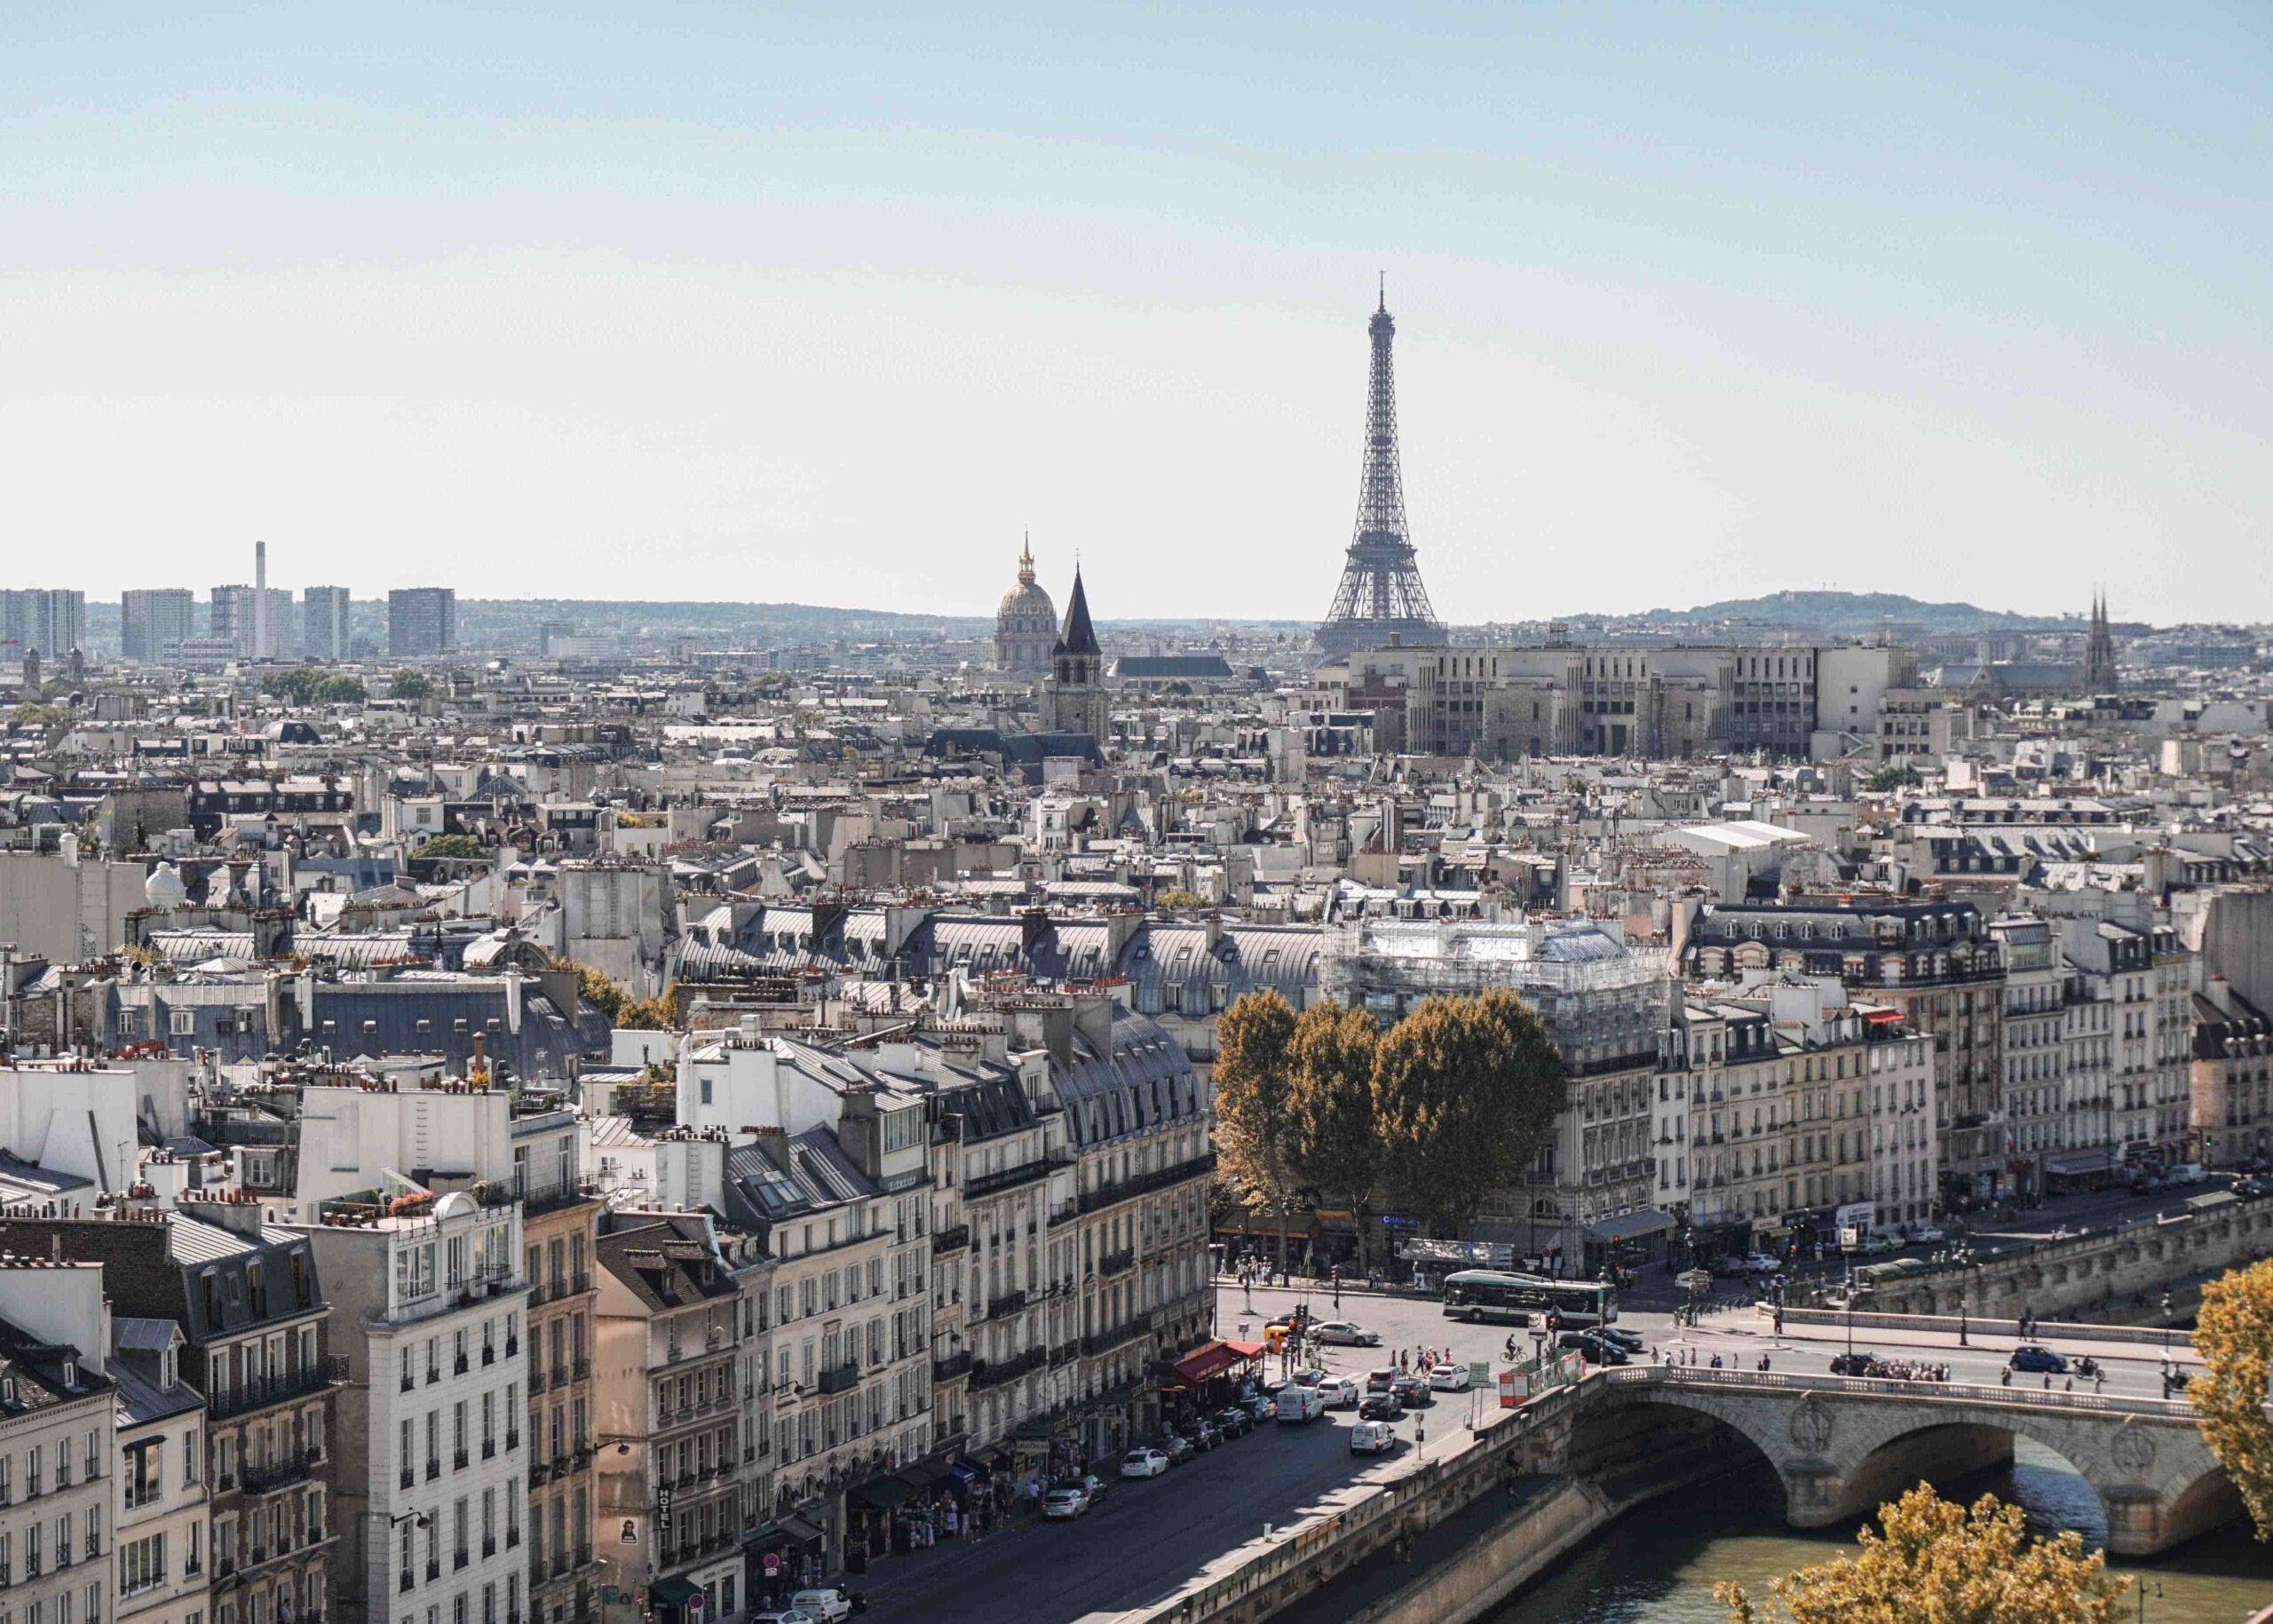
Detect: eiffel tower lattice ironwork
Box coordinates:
(1315, 285, 1446, 663)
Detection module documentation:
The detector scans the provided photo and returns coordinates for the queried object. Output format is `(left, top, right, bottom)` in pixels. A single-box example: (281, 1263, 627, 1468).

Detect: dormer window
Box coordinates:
(0, 1374, 15, 1405)
(60, 1361, 76, 1389)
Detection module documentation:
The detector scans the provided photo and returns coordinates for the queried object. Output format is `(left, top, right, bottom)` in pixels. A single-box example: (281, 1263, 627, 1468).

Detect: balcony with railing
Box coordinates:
(931, 1224, 971, 1256)
(1081, 1318, 1149, 1358)
(931, 1350, 972, 1384)
(211, 1358, 350, 1422)
(815, 1360, 860, 1396)
(1094, 1248, 1134, 1279)
(969, 1345, 1046, 1391)
(963, 1153, 1068, 1201)
(240, 1449, 323, 1497)
(1076, 1152, 1216, 1216)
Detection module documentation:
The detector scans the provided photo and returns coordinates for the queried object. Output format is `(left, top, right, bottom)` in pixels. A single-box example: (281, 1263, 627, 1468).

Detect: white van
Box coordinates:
(1349, 1420, 1396, 1454)
(2167, 1163, 2207, 1185)
(1275, 1383, 1327, 1422)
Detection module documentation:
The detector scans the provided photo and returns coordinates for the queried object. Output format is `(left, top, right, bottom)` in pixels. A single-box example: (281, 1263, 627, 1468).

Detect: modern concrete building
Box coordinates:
(122, 591, 196, 665)
(0, 590, 86, 662)
(300, 590, 352, 663)
(387, 593, 456, 660)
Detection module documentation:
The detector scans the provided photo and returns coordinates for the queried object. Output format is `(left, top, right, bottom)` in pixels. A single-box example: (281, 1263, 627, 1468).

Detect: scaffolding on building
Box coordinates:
(1320, 915, 1673, 1069)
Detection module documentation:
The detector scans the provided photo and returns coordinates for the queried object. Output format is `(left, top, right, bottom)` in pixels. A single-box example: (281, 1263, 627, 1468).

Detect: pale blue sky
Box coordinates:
(4, 2, 2268, 622)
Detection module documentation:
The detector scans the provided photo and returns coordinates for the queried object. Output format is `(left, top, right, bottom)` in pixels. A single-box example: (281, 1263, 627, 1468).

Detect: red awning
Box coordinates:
(1173, 1340, 1261, 1384)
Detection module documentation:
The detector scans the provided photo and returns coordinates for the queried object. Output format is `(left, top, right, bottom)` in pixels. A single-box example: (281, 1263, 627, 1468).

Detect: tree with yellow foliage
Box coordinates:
(1716, 1484, 2124, 1624)
(2190, 1256, 2273, 1539)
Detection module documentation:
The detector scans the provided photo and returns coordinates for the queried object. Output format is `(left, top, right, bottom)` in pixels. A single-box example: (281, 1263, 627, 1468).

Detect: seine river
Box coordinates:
(1488, 1440, 2272, 1623)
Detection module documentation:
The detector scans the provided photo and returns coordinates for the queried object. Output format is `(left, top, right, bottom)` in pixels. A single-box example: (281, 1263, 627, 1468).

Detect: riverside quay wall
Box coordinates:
(1853, 1192, 2273, 1320)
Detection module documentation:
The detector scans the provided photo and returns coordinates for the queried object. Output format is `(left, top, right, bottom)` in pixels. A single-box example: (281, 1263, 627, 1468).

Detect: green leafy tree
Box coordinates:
(411, 834, 485, 860)
(2190, 1256, 2273, 1539)
(388, 669, 437, 701)
(318, 675, 368, 704)
(1866, 764, 1923, 792)
(1154, 889, 1211, 910)
(1212, 990, 1301, 1270)
(1370, 988, 1564, 1239)
(1717, 1484, 2123, 1623)
(260, 667, 329, 706)
(10, 702, 66, 730)
(1287, 1004, 1383, 1273)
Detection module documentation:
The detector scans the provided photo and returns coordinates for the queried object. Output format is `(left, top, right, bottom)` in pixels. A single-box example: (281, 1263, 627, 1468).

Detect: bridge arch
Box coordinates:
(1580, 1374, 2237, 1556)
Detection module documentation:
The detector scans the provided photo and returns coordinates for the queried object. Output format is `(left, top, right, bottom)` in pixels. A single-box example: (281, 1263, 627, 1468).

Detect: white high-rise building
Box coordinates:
(122, 589, 196, 663)
(301, 587, 352, 661)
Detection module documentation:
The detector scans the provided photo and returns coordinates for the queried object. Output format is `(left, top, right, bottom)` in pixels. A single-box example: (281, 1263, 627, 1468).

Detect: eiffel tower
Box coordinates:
(1314, 284, 1446, 663)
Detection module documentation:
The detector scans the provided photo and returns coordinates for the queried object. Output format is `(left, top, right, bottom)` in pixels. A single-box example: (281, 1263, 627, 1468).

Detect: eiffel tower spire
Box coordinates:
(1316, 285, 1445, 663)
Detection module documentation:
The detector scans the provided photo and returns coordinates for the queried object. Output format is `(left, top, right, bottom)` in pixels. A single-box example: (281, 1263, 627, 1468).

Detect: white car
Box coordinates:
(1317, 1375, 1363, 1408)
(1743, 1252, 1781, 1274)
(1119, 1447, 1169, 1479)
(1427, 1363, 1471, 1391)
(790, 1593, 854, 1624)
(1909, 1224, 1946, 1244)
(1042, 1485, 1091, 1520)
(1312, 1320, 1380, 1347)
(752, 1612, 816, 1624)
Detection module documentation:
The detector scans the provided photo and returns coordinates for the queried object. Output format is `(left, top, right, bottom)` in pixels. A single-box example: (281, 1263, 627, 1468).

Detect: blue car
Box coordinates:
(2008, 1344, 2068, 1374)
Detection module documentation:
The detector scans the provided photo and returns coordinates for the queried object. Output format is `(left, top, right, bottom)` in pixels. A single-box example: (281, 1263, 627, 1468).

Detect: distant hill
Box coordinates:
(1636, 590, 2074, 635)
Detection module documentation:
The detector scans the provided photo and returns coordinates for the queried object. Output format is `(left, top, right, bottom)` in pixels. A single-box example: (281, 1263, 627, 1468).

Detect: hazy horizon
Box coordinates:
(7, 4, 2269, 622)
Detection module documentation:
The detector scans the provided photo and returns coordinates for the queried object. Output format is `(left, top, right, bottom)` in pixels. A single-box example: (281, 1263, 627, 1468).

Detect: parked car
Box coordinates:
(1312, 1320, 1381, 1347)
(1214, 1406, 1253, 1438)
(1358, 1390, 1404, 1422)
(1161, 1433, 1196, 1464)
(1120, 1448, 1169, 1479)
(1065, 1472, 1111, 1505)
(1428, 1363, 1472, 1391)
(2009, 1344, 2069, 1374)
(1349, 1420, 1398, 1455)
(2167, 1163, 2208, 1186)
(1558, 1330, 1628, 1367)
(1829, 1351, 1880, 1376)
(1908, 1224, 1946, 1244)
(1193, 1420, 1224, 1451)
(1858, 1234, 1896, 1256)
(1317, 1376, 1363, 1409)
(1239, 1392, 1276, 1422)
(1596, 1327, 1646, 1355)
(1390, 1372, 1432, 1406)
(788, 1593, 856, 1624)
(1042, 1485, 1092, 1520)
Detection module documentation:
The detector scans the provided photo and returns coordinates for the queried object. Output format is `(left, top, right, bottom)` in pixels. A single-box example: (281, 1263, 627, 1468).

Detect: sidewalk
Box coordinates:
(1711, 1316, 2202, 1367)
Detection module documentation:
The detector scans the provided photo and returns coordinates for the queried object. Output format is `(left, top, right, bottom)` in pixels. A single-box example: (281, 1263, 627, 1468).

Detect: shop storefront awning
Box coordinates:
(896, 1459, 954, 1490)
(2047, 1149, 2116, 1176)
(649, 1580, 700, 1609)
(1172, 1339, 1262, 1384)
(851, 1475, 915, 1511)
(774, 1514, 827, 1546)
(1587, 1208, 1675, 1243)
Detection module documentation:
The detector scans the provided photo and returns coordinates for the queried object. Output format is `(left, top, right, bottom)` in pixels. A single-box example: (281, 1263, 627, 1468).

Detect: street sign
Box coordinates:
(687, 1596, 705, 1617)
(1468, 1360, 1491, 1389)
(761, 1554, 780, 1577)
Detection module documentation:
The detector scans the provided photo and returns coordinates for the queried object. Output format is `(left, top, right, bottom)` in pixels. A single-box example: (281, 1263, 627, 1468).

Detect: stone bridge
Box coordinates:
(1572, 1366, 2240, 1556)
